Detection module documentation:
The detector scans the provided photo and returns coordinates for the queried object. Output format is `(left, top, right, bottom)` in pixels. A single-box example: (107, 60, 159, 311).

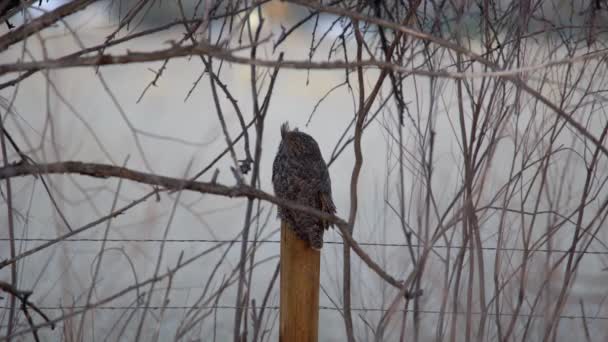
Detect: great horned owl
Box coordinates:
(272, 122, 336, 250)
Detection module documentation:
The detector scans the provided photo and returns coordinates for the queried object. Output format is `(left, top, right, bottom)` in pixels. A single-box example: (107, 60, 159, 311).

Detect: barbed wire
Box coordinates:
(1, 237, 607, 255)
(0, 304, 606, 320)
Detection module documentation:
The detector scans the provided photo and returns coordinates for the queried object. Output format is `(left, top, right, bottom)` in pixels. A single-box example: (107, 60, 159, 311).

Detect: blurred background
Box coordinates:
(1, 0, 608, 341)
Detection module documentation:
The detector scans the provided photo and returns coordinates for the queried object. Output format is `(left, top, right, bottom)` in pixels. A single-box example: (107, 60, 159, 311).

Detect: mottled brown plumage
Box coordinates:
(272, 122, 336, 250)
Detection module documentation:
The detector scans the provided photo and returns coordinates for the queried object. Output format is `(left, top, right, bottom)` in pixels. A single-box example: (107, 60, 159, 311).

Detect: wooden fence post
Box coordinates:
(279, 221, 320, 342)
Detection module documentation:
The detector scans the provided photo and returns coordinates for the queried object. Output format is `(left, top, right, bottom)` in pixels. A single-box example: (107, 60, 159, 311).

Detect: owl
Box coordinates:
(272, 122, 336, 250)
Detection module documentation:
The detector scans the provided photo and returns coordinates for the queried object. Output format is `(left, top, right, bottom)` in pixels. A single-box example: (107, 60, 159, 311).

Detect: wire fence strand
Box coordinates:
(0, 305, 606, 320)
(1, 237, 608, 255)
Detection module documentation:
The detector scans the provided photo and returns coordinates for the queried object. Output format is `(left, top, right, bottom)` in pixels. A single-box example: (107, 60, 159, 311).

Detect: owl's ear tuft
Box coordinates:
(280, 122, 290, 139)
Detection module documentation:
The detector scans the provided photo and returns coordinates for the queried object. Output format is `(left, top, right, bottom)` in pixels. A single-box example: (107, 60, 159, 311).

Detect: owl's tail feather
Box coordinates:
(287, 220, 309, 242)
(309, 228, 324, 250)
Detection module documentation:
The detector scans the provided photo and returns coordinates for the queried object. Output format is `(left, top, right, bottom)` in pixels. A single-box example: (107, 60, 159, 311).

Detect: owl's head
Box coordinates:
(280, 121, 320, 157)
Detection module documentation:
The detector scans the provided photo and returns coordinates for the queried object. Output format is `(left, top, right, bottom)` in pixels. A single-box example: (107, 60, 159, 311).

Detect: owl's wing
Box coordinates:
(319, 192, 336, 230)
(316, 158, 335, 230)
(272, 144, 292, 221)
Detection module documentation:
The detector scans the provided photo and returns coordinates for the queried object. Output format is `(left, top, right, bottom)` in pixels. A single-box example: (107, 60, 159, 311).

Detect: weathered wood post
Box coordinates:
(279, 221, 320, 342)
